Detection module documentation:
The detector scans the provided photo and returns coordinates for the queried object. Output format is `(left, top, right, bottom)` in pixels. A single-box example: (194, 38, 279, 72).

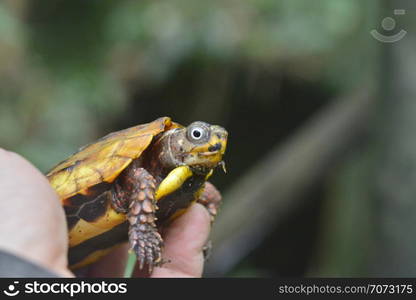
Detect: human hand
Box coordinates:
(0, 149, 211, 277)
(0, 149, 71, 277)
(86, 203, 211, 278)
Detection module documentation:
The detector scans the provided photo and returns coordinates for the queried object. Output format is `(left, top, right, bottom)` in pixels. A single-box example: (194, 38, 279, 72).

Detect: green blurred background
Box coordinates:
(1, 0, 416, 277)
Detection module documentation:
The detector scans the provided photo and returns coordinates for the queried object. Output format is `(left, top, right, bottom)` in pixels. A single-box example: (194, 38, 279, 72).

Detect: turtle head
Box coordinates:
(161, 121, 228, 174)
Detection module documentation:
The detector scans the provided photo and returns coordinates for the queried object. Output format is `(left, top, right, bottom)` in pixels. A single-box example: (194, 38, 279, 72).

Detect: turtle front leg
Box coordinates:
(112, 166, 163, 271)
(197, 182, 222, 260)
(197, 182, 222, 222)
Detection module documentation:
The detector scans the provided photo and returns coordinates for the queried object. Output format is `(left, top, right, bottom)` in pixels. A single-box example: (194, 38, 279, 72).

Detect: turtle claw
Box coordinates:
(202, 240, 213, 261)
(129, 222, 164, 272)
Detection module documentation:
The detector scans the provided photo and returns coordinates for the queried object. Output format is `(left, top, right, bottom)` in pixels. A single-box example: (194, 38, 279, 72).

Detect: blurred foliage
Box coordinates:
(311, 150, 374, 276)
(0, 0, 375, 169)
(0, 0, 392, 277)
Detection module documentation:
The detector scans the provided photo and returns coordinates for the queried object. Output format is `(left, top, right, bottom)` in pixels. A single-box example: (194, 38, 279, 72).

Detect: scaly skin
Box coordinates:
(197, 182, 222, 222)
(197, 182, 222, 260)
(112, 165, 163, 272)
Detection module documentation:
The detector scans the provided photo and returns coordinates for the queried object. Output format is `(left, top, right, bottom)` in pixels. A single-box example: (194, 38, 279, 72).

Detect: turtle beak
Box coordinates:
(209, 125, 228, 156)
(189, 124, 228, 170)
(202, 125, 228, 168)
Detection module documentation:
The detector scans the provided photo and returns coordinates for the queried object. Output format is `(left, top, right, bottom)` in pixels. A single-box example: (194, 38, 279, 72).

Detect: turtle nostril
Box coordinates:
(208, 143, 222, 152)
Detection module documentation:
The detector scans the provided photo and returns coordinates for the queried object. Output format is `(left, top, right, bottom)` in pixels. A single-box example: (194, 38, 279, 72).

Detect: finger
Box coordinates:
(132, 203, 211, 278)
(0, 149, 70, 276)
(85, 243, 129, 277)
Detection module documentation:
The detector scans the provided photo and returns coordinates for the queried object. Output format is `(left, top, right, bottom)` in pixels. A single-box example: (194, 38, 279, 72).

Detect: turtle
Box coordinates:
(46, 117, 228, 271)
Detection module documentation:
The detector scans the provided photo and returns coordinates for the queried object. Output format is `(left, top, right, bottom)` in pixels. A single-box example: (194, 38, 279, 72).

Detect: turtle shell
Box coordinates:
(47, 117, 181, 200)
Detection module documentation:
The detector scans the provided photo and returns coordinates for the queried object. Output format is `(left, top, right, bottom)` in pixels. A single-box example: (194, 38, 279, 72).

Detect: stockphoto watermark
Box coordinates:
(370, 9, 407, 43)
(2, 280, 127, 297)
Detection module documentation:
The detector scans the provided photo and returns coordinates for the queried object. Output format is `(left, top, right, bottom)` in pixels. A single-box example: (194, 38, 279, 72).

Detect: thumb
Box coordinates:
(133, 203, 211, 277)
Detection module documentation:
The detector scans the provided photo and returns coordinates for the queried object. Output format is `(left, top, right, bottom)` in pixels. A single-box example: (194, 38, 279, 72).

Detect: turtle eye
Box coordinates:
(187, 122, 210, 144)
(191, 128, 204, 140)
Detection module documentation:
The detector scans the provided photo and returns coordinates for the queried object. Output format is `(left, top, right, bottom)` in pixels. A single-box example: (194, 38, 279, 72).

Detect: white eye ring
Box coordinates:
(191, 128, 204, 140)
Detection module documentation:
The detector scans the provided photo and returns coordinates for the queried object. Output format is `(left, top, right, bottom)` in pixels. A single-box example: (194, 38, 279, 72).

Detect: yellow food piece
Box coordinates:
(155, 165, 193, 200)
